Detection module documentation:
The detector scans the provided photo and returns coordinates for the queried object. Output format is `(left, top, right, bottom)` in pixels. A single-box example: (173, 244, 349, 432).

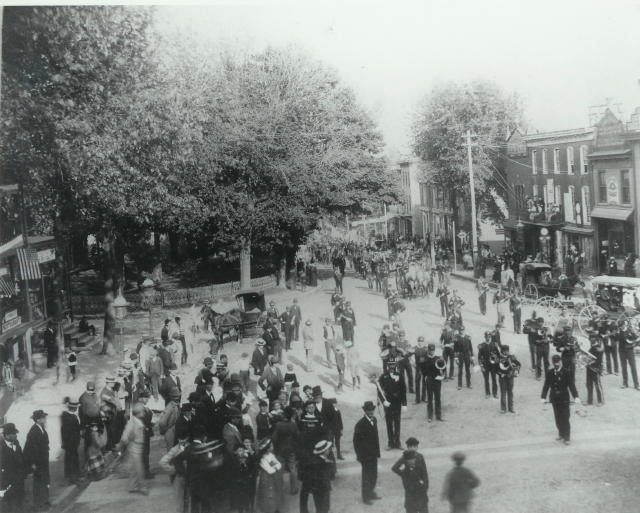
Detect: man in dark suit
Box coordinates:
(136, 392, 155, 478)
(44, 321, 58, 368)
(159, 363, 182, 405)
(173, 403, 194, 446)
(454, 327, 474, 390)
(23, 410, 50, 510)
(1, 423, 26, 513)
(377, 366, 407, 449)
(541, 354, 580, 445)
(353, 401, 381, 505)
(60, 400, 82, 484)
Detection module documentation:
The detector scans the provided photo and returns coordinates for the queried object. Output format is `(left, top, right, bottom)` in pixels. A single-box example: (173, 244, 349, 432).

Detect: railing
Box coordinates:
(71, 275, 277, 315)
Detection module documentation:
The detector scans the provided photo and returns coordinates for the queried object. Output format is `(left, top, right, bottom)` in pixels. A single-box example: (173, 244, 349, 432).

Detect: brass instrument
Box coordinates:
(498, 355, 521, 376)
(435, 357, 446, 381)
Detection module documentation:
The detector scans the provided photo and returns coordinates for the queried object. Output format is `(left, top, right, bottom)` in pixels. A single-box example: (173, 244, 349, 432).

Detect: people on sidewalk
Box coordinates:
(117, 403, 149, 495)
(0, 422, 26, 513)
(60, 399, 82, 485)
(23, 409, 50, 511)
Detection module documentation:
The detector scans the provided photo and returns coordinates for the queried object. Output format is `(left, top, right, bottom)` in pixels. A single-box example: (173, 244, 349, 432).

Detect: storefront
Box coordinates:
(591, 207, 634, 272)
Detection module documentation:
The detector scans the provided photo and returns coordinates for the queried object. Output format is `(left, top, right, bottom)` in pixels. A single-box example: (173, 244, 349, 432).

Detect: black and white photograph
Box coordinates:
(1, 1, 640, 512)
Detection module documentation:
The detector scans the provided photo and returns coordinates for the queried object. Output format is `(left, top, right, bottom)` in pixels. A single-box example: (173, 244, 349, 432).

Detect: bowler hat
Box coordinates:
(2, 423, 18, 435)
(31, 410, 48, 421)
(180, 403, 193, 413)
(312, 385, 322, 397)
(362, 401, 376, 411)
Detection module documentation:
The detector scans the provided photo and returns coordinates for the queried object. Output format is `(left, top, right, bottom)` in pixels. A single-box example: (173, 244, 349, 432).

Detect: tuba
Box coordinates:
(435, 357, 446, 380)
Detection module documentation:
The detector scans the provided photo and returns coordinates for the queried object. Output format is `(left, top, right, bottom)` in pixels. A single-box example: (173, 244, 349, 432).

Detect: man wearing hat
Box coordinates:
(157, 392, 180, 450)
(303, 319, 316, 372)
(160, 363, 182, 406)
(339, 301, 356, 343)
(135, 391, 155, 477)
(554, 325, 577, 383)
(222, 407, 244, 456)
(251, 338, 268, 375)
(441, 451, 480, 513)
(453, 327, 474, 391)
(424, 344, 445, 422)
(291, 297, 302, 341)
(377, 363, 407, 450)
(1, 423, 26, 513)
(353, 401, 381, 504)
(194, 357, 215, 395)
(117, 403, 148, 495)
(413, 337, 429, 403)
(258, 355, 285, 405)
(541, 354, 580, 445)
(299, 440, 333, 513)
(391, 437, 429, 513)
(312, 386, 338, 447)
(100, 376, 119, 451)
(145, 346, 165, 401)
(61, 399, 82, 484)
(23, 410, 50, 509)
(523, 311, 540, 372)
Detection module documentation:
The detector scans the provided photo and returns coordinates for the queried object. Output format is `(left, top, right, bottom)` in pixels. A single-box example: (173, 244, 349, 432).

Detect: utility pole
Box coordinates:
(466, 130, 479, 272)
(383, 203, 389, 241)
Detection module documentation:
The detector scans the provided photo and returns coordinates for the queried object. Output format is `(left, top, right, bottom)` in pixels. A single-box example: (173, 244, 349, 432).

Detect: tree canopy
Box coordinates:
(411, 80, 523, 220)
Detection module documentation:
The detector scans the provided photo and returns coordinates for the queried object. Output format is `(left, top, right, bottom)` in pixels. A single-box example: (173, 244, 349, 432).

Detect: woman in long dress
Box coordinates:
(255, 438, 285, 513)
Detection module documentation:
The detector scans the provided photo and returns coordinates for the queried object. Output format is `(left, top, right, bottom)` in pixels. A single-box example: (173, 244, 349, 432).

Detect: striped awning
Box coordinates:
(16, 248, 42, 280)
(0, 276, 15, 297)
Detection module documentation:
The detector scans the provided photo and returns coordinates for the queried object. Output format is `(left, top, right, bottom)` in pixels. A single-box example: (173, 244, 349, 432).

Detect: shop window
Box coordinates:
(567, 147, 575, 174)
(598, 171, 607, 202)
(622, 170, 631, 204)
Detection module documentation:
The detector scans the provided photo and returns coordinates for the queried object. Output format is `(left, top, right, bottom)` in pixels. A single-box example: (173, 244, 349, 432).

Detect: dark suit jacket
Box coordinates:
(60, 411, 82, 450)
(541, 367, 578, 404)
(353, 415, 380, 462)
(173, 415, 193, 446)
(23, 424, 49, 474)
(159, 375, 181, 400)
(0, 439, 25, 489)
(317, 398, 338, 434)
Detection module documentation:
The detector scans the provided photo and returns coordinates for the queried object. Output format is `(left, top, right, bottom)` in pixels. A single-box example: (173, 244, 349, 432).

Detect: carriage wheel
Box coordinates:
(577, 304, 607, 337)
(535, 296, 554, 309)
(524, 284, 538, 300)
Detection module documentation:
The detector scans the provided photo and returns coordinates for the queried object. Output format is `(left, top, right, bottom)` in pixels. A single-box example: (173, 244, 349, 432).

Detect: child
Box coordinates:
(256, 400, 273, 441)
(391, 437, 429, 513)
(334, 344, 346, 391)
(270, 400, 284, 420)
(66, 348, 78, 382)
(284, 363, 298, 389)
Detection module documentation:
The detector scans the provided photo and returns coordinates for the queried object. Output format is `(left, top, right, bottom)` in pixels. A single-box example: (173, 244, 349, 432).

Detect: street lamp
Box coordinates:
(539, 227, 552, 263)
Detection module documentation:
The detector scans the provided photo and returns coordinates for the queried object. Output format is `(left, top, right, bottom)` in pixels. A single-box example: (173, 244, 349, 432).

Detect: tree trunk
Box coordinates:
(168, 231, 179, 262)
(100, 235, 117, 355)
(153, 230, 161, 255)
(240, 237, 251, 290)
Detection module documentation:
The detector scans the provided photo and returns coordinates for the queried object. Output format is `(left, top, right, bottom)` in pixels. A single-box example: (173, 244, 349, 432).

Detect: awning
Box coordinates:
(561, 225, 594, 235)
(590, 207, 633, 221)
(587, 149, 631, 160)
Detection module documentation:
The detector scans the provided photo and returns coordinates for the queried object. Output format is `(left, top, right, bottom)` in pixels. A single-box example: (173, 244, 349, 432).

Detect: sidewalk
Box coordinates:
(1, 277, 324, 513)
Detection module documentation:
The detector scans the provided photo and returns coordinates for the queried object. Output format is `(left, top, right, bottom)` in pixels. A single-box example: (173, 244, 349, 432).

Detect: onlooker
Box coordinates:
(392, 438, 429, 513)
(23, 410, 51, 510)
(303, 320, 315, 372)
(255, 438, 284, 513)
(272, 406, 300, 495)
(441, 451, 480, 513)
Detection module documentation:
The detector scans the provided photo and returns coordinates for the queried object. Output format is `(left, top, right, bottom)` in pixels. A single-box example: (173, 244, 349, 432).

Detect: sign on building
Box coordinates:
(606, 175, 619, 204)
(37, 248, 56, 264)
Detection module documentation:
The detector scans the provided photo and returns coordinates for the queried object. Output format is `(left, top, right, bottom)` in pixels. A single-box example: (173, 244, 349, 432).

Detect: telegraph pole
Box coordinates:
(466, 130, 479, 268)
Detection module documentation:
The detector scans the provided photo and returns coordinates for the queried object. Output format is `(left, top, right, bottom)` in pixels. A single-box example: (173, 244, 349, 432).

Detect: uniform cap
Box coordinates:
(452, 451, 466, 462)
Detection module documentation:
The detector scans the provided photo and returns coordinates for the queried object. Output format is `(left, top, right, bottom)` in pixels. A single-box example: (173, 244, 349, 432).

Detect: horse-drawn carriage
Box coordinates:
(519, 262, 582, 301)
(201, 290, 267, 344)
(394, 260, 431, 299)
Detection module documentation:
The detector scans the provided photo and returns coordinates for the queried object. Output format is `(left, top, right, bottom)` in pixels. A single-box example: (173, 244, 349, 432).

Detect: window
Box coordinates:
(555, 184, 562, 205)
(598, 171, 607, 202)
(580, 145, 588, 174)
(542, 149, 548, 174)
(567, 147, 575, 175)
(531, 150, 537, 175)
(566, 185, 575, 223)
(553, 148, 560, 174)
(622, 170, 631, 204)
(582, 185, 591, 225)
(532, 184, 539, 198)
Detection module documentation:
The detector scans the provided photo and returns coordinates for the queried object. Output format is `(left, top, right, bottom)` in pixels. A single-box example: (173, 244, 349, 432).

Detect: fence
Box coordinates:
(71, 275, 277, 316)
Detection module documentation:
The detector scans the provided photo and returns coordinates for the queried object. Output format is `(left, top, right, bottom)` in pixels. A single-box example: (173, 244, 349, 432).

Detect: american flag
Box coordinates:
(16, 248, 42, 281)
(0, 276, 15, 297)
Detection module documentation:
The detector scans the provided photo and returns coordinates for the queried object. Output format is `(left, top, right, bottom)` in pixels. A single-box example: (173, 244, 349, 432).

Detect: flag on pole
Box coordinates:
(16, 248, 42, 280)
(0, 276, 15, 297)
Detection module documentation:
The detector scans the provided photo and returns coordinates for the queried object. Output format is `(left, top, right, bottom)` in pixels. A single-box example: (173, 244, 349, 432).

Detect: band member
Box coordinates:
(541, 354, 579, 445)
(617, 321, 640, 390)
(440, 323, 455, 381)
(598, 314, 619, 375)
(424, 344, 444, 422)
(534, 320, 551, 381)
(554, 326, 577, 384)
(339, 301, 356, 343)
(397, 331, 414, 394)
(477, 331, 497, 399)
(523, 312, 539, 371)
(413, 337, 429, 404)
(454, 327, 474, 390)
(509, 292, 522, 334)
(477, 278, 489, 316)
(377, 366, 407, 450)
(353, 401, 381, 505)
(493, 285, 508, 328)
(436, 283, 450, 318)
(497, 345, 521, 414)
(586, 334, 604, 405)
(448, 290, 464, 318)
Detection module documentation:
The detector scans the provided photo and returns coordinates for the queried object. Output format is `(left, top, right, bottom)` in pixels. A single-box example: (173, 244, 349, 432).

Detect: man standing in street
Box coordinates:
(618, 321, 640, 390)
(541, 354, 580, 445)
(23, 410, 50, 511)
(509, 291, 522, 334)
(436, 283, 449, 318)
(116, 403, 148, 495)
(1, 423, 26, 513)
(441, 451, 480, 513)
(477, 331, 497, 399)
(413, 336, 428, 404)
(353, 401, 381, 505)
(322, 318, 336, 368)
(454, 327, 474, 391)
(377, 365, 407, 450)
(44, 321, 58, 369)
(477, 278, 489, 316)
(340, 301, 356, 343)
(292, 298, 302, 342)
(60, 399, 82, 484)
(424, 344, 444, 422)
(302, 320, 316, 372)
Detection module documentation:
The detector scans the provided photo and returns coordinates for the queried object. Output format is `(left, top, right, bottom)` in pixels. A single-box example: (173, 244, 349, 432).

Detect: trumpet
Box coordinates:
(498, 356, 521, 376)
(435, 357, 446, 380)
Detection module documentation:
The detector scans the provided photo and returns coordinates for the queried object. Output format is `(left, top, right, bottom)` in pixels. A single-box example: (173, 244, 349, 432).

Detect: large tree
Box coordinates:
(411, 80, 523, 224)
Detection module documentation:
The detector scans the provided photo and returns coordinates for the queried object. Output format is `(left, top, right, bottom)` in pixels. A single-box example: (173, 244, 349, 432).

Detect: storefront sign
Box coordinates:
(1, 315, 22, 333)
(37, 248, 56, 264)
(3, 309, 18, 322)
(606, 176, 619, 204)
(0, 266, 8, 277)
